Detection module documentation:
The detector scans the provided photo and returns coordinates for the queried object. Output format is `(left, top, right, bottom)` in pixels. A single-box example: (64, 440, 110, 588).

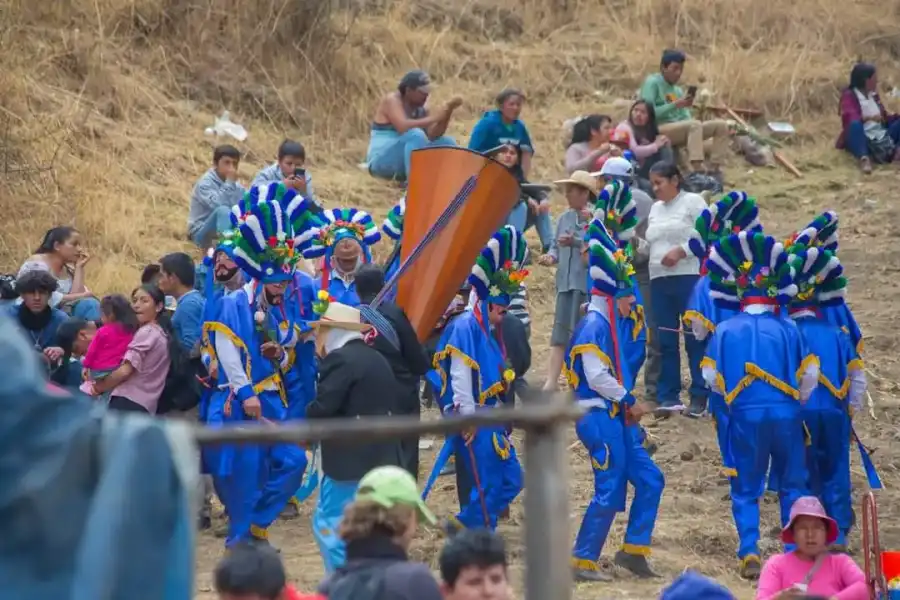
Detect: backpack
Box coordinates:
(325, 564, 388, 600)
(156, 343, 206, 415)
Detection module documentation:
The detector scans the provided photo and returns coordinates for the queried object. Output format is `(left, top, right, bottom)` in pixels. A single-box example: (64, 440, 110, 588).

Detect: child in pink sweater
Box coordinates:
(80, 295, 137, 397)
(757, 496, 869, 600)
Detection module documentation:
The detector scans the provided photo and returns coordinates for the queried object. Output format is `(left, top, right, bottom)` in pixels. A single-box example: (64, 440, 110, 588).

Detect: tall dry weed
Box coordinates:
(0, 0, 897, 285)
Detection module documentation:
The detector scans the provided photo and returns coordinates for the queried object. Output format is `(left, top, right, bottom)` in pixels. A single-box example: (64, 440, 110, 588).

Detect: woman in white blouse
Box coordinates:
(641, 162, 708, 417)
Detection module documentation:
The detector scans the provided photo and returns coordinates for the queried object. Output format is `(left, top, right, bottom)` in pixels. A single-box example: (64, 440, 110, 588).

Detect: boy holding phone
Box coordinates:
(251, 139, 323, 211)
(639, 49, 730, 179)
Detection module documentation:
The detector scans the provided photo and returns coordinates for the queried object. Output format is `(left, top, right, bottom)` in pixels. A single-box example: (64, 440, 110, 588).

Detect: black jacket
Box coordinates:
(306, 338, 404, 481)
(364, 301, 429, 411)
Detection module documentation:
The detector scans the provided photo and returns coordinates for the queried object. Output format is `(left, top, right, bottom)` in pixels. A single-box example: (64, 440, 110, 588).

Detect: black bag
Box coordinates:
(156, 345, 207, 415)
(326, 565, 388, 600)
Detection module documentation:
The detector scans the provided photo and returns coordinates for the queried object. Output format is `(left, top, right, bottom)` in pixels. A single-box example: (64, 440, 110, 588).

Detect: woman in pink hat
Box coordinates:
(756, 496, 868, 600)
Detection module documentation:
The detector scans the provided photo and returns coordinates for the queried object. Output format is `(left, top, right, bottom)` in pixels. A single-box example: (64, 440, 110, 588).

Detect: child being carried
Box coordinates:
(80, 294, 138, 398)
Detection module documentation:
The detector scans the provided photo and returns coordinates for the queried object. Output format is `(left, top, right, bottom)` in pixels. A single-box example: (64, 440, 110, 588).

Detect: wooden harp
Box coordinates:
(396, 147, 520, 341)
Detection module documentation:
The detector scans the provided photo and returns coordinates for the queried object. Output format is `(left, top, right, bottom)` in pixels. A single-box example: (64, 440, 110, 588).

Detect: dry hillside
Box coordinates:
(2, 0, 900, 597)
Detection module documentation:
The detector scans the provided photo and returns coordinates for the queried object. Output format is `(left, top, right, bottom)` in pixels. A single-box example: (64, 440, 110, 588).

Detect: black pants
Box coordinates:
(399, 387, 420, 480)
(109, 395, 150, 414)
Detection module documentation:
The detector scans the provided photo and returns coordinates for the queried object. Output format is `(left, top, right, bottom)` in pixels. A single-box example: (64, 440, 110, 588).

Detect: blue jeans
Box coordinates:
(649, 274, 706, 407)
(191, 206, 233, 248)
(845, 119, 900, 159)
(312, 477, 359, 573)
(367, 128, 456, 180)
(506, 203, 553, 249)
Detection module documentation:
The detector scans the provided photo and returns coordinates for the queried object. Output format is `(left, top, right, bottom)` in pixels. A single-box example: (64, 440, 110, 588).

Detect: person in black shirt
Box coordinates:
(355, 264, 430, 479)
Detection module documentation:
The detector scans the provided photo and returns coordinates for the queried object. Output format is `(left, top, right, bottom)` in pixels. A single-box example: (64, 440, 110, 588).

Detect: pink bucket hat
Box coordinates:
(781, 496, 839, 545)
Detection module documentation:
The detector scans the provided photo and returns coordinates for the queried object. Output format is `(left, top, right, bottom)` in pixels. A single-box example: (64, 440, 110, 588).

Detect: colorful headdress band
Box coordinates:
(382, 196, 406, 241)
(706, 231, 797, 305)
(300, 207, 381, 259)
(689, 190, 762, 261)
(594, 179, 638, 246)
(469, 225, 529, 306)
(587, 217, 634, 297)
(786, 210, 838, 254)
(788, 246, 846, 306)
(231, 198, 299, 284)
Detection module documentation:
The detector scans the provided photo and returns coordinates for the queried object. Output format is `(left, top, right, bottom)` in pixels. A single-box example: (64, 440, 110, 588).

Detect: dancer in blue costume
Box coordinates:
(701, 231, 819, 579)
(381, 195, 406, 300)
(201, 195, 308, 548)
(683, 191, 762, 469)
(303, 207, 381, 306)
(786, 245, 868, 550)
(566, 217, 664, 583)
(431, 225, 527, 534)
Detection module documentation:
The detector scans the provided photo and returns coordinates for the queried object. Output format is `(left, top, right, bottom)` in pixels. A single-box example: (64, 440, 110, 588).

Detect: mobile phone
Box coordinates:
(294, 167, 306, 178)
(687, 85, 698, 97)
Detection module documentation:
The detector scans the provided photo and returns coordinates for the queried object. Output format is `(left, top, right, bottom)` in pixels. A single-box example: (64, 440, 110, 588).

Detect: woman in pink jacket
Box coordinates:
(757, 496, 869, 600)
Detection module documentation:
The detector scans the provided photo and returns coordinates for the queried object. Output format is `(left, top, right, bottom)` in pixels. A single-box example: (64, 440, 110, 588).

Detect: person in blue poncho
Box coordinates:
(429, 225, 527, 534)
(296, 207, 382, 307)
(683, 191, 762, 460)
(785, 245, 875, 551)
(566, 216, 664, 583)
(701, 231, 819, 579)
(201, 193, 309, 549)
(468, 88, 534, 180)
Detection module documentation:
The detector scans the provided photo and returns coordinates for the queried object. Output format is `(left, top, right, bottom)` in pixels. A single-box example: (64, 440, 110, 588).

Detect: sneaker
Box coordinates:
(684, 398, 707, 419)
(614, 550, 659, 578)
(860, 157, 873, 174)
(739, 555, 761, 580)
(573, 566, 613, 582)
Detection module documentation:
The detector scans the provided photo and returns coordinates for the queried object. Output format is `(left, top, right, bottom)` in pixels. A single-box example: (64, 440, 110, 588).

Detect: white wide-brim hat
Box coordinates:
(311, 302, 372, 331)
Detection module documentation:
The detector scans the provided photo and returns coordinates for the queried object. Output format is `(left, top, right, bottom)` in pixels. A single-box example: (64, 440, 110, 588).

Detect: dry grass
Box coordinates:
(2, 0, 900, 597)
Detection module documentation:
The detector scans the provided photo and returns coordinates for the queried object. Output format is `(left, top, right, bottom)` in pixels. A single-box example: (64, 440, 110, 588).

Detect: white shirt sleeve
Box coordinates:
(799, 360, 820, 403)
(582, 353, 627, 402)
(848, 366, 867, 411)
(215, 335, 251, 390)
(703, 365, 723, 394)
(450, 355, 476, 415)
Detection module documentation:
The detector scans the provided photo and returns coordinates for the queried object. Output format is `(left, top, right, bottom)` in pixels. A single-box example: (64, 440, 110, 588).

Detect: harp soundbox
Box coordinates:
(394, 147, 520, 341)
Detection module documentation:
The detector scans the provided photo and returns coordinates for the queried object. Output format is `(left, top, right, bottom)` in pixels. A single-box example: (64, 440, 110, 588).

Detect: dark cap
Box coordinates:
(399, 70, 432, 93)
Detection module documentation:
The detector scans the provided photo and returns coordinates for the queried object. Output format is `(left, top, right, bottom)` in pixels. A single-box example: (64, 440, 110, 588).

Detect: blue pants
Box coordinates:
(283, 368, 317, 503)
(207, 389, 307, 547)
(728, 406, 808, 559)
(454, 426, 523, 530)
(804, 408, 852, 545)
(650, 274, 707, 407)
(572, 409, 664, 566)
(191, 205, 233, 248)
(844, 119, 900, 160)
(367, 128, 456, 181)
(709, 393, 734, 475)
(313, 477, 359, 573)
(506, 202, 553, 249)
(70, 297, 101, 321)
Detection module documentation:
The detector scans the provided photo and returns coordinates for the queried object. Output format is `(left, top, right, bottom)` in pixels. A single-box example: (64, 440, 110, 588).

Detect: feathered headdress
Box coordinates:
(689, 191, 762, 263)
(469, 225, 529, 306)
(705, 232, 797, 306)
(587, 217, 634, 297)
(299, 207, 381, 261)
(382, 196, 406, 241)
(593, 180, 638, 246)
(787, 246, 846, 308)
(785, 211, 839, 254)
(232, 199, 298, 283)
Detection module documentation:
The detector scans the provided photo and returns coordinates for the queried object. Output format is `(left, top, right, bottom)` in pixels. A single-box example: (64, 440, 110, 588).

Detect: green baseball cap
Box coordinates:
(355, 466, 437, 526)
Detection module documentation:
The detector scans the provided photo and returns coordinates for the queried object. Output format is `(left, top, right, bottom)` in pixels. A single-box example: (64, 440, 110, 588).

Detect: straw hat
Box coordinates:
(553, 170, 599, 195)
(310, 302, 372, 332)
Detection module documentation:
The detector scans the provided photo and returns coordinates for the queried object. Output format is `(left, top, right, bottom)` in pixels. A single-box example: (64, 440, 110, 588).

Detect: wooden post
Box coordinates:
(523, 393, 572, 600)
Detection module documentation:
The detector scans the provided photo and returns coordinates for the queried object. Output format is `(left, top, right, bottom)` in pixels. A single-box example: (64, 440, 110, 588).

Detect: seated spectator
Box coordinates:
(157, 252, 205, 353)
(19, 226, 101, 321)
(564, 114, 621, 174)
(5, 270, 69, 368)
(50, 317, 98, 390)
(616, 99, 674, 185)
(91, 285, 172, 414)
(214, 541, 307, 600)
(439, 529, 512, 600)
(251, 139, 322, 209)
(837, 62, 900, 173)
(469, 88, 534, 178)
(756, 496, 868, 600)
(187, 144, 245, 249)
(316, 465, 442, 600)
(487, 143, 552, 252)
(640, 49, 729, 180)
(80, 294, 137, 398)
(659, 571, 735, 599)
(366, 70, 461, 182)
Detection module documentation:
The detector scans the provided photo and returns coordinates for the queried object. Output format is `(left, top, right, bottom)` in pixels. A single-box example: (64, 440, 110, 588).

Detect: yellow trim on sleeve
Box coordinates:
(202, 321, 252, 380)
(564, 343, 613, 391)
(683, 310, 715, 334)
(433, 344, 504, 405)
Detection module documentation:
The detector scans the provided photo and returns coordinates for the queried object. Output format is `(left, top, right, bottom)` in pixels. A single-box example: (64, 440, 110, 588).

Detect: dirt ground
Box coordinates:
(185, 146, 900, 599)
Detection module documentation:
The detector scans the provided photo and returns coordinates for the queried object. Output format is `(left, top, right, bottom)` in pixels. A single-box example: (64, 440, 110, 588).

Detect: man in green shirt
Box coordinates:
(640, 49, 730, 178)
